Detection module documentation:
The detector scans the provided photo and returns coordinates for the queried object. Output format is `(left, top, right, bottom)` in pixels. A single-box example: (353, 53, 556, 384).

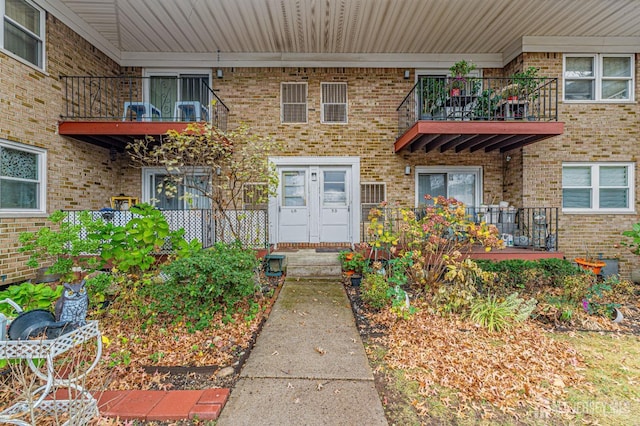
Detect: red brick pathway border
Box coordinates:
(93, 389, 229, 421)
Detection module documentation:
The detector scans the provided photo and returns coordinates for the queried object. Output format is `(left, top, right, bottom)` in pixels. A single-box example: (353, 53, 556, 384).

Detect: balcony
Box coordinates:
(395, 76, 564, 153)
(58, 76, 229, 151)
(361, 206, 562, 261)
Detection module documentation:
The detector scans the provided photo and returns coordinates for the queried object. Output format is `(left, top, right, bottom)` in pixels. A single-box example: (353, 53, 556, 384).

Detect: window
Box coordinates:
(0, 139, 46, 214)
(1, 0, 45, 68)
(143, 168, 211, 209)
(243, 183, 268, 210)
(562, 163, 634, 212)
(415, 166, 481, 208)
(564, 54, 634, 101)
(281, 83, 307, 123)
(321, 83, 347, 123)
(361, 183, 385, 218)
(144, 70, 212, 120)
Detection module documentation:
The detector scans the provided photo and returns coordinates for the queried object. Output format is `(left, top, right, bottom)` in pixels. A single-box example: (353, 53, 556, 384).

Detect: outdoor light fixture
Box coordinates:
(404, 165, 411, 175)
(404, 70, 410, 79)
(506, 155, 512, 162)
(216, 49, 223, 78)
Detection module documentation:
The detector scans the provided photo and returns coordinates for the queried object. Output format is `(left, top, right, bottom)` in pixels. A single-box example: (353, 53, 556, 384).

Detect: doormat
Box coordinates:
(315, 247, 346, 253)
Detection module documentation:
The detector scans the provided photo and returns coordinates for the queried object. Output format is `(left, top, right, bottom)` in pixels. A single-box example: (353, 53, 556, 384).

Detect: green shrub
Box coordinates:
(561, 273, 595, 304)
(90, 203, 194, 275)
(468, 292, 536, 332)
(469, 295, 513, 332)
(19, 210, 103, 281)
(361, 273, 391, 310)
(0, 282, 63, 315)
(477, 258, 584, 292)
(142, 242, 259, 331)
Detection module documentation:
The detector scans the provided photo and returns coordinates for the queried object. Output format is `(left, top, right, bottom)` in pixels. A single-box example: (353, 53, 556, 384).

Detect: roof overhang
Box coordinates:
(394, 121, 565, 154)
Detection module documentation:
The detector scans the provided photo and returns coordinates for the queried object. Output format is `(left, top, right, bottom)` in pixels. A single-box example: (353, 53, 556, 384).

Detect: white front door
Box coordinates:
(278, 169, 309, 242)
(319, 168, 350, 242)
(276, 165, 353, 243)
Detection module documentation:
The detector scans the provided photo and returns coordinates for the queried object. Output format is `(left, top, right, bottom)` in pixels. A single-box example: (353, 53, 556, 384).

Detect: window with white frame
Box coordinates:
(281, 82, 307, 123)
(562, 163, 634, 212)
(564, 54, 634, 101)
(415, 166, 481, 208)
(1, 0, 45, 68)
(0, 139, 46, 213)
(321, 82, 347, 123)
(143, 168, 211, 210)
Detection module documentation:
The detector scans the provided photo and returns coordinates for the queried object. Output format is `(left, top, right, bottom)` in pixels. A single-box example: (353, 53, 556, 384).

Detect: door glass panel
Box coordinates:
(418, 173, 446, 204)
(448, 173, 475, 207)
(150, 77, 177, 118)
(181, 75, 209, 105)
(323, 171, 346, 206)
(283, 171, 305, 206)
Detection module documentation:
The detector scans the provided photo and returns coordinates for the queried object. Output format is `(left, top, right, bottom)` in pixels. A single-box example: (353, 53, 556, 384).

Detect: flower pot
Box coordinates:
(612, 307, 624, 323)
(450, 88, 461, 96)
(350, 274, 362, 287)
(575, 258, 606, 275)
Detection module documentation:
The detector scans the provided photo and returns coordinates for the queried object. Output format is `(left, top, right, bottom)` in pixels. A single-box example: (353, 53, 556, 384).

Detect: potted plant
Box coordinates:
(621, 220, 640, 283)
(472, 88, 499, 120)
(420, 77, 447, 120)
(511, 66, 541, 100)
(339, 251, 366, 276)
(448, 60, 476, 96)
(575, 253, 607, 275)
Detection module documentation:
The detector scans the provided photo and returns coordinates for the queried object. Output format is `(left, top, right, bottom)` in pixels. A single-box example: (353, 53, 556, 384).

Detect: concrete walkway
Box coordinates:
(217, 277, 388, 425)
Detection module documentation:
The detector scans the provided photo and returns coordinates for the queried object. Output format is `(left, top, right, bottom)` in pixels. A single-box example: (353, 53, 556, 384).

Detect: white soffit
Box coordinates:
(39, 0, 640, 68)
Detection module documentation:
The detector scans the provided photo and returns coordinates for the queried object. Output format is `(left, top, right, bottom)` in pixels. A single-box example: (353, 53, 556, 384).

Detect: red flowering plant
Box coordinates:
(400, 195, 503, 290)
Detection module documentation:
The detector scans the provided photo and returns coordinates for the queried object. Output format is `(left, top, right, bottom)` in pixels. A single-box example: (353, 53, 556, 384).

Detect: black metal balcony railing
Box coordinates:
(60, 75, 229, 131)
(397, 76, 559, 137)
(63, 208, 268, 253)
(361, 206, 559, 251)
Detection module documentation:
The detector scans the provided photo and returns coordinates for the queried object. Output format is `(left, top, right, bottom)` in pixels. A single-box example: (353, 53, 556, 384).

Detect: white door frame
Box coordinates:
(269, 156, 360, 245)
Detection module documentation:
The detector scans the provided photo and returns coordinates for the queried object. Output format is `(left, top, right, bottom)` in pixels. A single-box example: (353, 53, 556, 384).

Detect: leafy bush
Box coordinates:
(90, 203, 194, 275)
(361, 273, 391, 310)
(477, 258, 583, 292)
(142, 242, 259, 331)
(19, 210, 103, 281)
(469, 292, 536, 332)
(0, 282, 63, 315)
(435, 258, 492, 314)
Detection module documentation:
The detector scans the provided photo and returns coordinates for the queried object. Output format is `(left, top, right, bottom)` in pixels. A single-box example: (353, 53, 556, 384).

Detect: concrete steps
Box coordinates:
(273, 249, 342, 278)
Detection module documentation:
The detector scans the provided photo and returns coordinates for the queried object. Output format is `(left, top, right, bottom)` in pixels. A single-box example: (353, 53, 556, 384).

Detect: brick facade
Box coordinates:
(0, 15, 135, 284)
(1, 17, 638, 283)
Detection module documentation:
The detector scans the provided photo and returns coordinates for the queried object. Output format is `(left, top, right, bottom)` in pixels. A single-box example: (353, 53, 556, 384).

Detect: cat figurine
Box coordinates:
(54, 280, 89, 328)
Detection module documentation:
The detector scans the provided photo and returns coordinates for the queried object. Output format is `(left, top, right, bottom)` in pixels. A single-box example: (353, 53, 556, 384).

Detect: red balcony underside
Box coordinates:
(58, 121, 193, 151)
(395, 121, 565, 153)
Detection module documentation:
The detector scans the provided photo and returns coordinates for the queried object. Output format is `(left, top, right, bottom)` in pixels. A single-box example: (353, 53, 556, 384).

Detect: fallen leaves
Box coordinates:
(369, 301, 586, 413)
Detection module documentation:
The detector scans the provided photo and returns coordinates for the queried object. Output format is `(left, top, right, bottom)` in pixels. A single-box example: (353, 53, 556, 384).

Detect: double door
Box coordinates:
(278, 166, 351, 243)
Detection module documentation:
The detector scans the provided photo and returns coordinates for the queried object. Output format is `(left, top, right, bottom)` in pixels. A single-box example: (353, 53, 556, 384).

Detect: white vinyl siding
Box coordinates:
(321, 82, 347, 124)
(562, 163, 634, 213)
(281, 83, 307, 123)
(564, 54, 634, 102)
(1, 0, 45, 69)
